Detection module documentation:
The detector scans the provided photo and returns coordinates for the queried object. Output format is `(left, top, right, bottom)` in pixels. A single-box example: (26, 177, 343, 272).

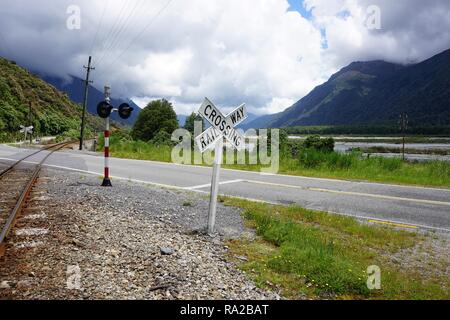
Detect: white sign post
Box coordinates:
(195, 98, 247, 235)
(19, 125, 33, 143)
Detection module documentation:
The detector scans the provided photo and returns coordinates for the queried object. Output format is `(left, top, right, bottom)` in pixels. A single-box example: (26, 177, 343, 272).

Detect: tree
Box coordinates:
(131, 99, 178, 141)
(184, 112, 204, 135)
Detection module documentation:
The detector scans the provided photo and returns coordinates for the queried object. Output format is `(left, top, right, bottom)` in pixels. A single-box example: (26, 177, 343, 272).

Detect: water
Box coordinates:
(288, 136, 450, 162)
(334, 142, 450, 152)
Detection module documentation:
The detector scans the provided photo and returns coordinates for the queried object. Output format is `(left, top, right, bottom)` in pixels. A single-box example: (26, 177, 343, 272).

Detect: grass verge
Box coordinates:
(220, 197, 449, 300)
(103, 139, 450, 188)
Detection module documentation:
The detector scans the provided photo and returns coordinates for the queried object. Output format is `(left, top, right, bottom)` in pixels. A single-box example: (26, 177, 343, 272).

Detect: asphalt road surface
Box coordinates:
(0, 144, 449, 232)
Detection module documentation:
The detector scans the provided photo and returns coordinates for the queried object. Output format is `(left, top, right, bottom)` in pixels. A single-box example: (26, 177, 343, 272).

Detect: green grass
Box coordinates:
(221, 197, 449, 300)
(274, 150, 450, 188)
(104, 138, 173, 163)
(99, 137, 450, 188)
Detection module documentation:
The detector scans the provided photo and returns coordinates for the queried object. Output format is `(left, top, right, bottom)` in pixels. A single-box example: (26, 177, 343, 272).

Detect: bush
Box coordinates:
(150, 130, 174, 146)
(111, 129, 132, 142)
(303, 135, 335, 153)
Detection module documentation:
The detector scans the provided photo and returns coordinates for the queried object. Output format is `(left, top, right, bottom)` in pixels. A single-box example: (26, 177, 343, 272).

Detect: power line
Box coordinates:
(94, 0, 134, 65)
(95, 0, 148, 70)
(94, 1, 137, 62)
(96, 0, 148, 67)
(96, 0, 174, 80)
(89, 0, 109, 56)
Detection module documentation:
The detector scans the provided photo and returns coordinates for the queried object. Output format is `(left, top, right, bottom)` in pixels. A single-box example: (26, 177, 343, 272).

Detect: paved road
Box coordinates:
(0, 144, 449, 232)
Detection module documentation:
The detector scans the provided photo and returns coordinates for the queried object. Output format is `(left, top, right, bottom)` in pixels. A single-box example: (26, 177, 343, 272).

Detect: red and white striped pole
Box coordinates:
(102, 85, 112, 187)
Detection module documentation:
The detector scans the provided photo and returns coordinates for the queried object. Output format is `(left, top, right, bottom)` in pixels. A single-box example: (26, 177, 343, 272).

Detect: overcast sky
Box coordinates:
(0, 0, 449, 115)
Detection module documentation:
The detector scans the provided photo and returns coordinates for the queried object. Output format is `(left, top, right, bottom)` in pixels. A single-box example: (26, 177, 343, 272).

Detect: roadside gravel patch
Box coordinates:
(0, 168, 279, 300)
(388, 232, 450, 287)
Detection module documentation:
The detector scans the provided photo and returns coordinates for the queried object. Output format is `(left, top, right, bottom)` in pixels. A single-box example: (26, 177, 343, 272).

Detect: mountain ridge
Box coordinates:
(244, 49, 450, 129)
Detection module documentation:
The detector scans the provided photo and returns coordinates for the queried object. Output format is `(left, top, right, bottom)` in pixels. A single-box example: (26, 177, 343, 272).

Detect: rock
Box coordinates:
(235, 255, 248, 262)
(160, 247, 174, 255)
(110, 249, 120, 258)
(72, 239, 85, 248)
(0, 281, 11, 289)
(17, 280, 32, 289)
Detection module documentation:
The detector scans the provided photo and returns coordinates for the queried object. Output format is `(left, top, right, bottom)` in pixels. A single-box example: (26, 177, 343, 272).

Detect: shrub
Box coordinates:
(150, 130, 174, 146)
(299, 149, 325, 168)
(303, 135, 335, 153)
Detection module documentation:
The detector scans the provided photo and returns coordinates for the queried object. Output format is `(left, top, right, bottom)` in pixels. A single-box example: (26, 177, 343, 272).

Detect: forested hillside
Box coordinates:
(0, 57, 102, 142)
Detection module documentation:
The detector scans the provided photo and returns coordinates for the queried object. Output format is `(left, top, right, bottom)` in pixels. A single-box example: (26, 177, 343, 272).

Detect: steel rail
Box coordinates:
(0, 141, 71, 179)
(0, 141, 74, 256)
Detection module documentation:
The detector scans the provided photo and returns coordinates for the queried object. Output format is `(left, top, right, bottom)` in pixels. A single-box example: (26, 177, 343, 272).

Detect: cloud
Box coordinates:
(0, 0, 449, 115)
(305, 0, 450, 66)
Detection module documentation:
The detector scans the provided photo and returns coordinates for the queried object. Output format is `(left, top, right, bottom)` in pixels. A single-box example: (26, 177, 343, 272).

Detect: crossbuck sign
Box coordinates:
(196, 98, 247, 153)
(20, 125, 33, 142)
(196, 98, 247, 234)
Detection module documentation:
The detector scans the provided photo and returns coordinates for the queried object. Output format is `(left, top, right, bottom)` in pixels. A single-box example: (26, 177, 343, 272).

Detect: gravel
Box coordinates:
(0, 168, 279, 300)
(388, 233, 450, 285)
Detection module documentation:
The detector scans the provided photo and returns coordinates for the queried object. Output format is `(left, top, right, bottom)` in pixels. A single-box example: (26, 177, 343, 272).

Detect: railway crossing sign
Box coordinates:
(96, 86, 135, 187)
(19, 125, 33, 142)
(196, 98, 247, 234)
(19, 125, 33, 134)
(196, 98, 247, 153)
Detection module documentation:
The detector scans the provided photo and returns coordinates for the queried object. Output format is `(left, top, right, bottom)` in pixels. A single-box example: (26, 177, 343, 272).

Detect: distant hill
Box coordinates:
(246, 49, 450, 129)
(42, 75, 141, 127)
(237, 112, 260, 130)
(0, 57, 102, 141)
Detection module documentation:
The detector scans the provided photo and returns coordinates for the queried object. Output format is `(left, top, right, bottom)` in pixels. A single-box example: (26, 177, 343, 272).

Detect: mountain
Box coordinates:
(237, 112, 260, 129)
(42, 75, 141, 127)
(246, 49, 450, 129)
(0, 57, 102, 141)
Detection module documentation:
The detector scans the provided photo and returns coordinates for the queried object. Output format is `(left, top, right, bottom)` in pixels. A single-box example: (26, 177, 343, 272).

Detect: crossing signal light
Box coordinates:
(97, 101, 113, 118)
(118, 103, 134, 120)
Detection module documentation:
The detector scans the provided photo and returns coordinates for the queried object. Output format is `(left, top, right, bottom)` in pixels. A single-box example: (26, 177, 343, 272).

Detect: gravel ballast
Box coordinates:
(0, 169, 279, 300)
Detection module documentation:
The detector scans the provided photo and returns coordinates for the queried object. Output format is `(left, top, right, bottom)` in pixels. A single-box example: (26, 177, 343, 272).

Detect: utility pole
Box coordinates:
(28, 101, 33, 144)
(399, 112, 408, 161)
(79, 56, 95, 150)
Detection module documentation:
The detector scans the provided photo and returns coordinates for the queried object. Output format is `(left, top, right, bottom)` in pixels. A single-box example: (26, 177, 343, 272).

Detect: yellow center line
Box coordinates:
(368, 220, 418, 229)
(243, 180, 450, 207)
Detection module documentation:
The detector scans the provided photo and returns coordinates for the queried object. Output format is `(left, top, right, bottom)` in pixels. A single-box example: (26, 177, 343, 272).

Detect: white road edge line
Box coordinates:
(191, 190, 450, 233)
(0, 156, 449, 233)
(185, 179, 244, 190)
(243, 179, 450, 207)
(2, 156, 450, 207)
(2, 148, 450, 192)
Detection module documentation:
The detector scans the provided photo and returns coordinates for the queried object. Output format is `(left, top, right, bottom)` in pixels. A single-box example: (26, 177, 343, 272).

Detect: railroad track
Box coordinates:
(0, 141, 74, 257)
